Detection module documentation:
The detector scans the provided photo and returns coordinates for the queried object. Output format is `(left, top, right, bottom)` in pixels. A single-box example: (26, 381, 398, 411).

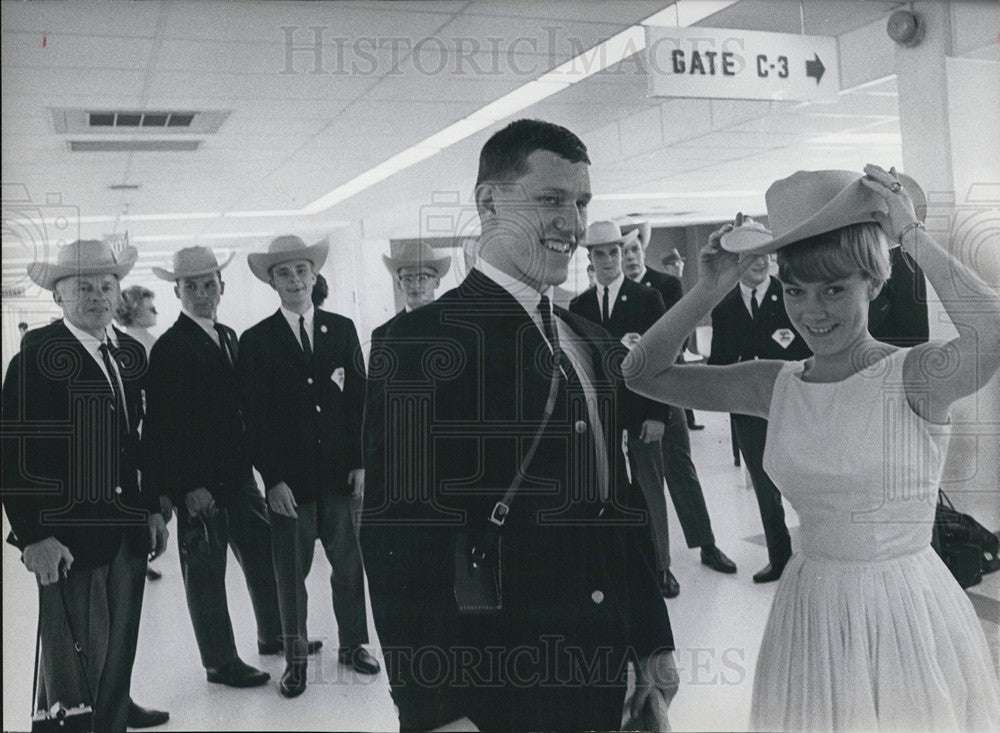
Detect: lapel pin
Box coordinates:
(320, 325, 328, 334)
(621, 294, 627, 302)
(771, 294, 778, 302)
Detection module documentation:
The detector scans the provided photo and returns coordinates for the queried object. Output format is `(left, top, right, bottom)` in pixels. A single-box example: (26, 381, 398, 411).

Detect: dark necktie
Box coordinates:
(750, 288, 759, 320)
(298, 315, 312, 357)
(538, 295, 578, 385)
(601, 287, 610, 325)
(99, 341, 129, 434)
(214, 323, 234, 367)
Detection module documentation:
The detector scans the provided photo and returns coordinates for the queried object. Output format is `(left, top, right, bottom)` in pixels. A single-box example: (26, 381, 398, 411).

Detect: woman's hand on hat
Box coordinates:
(699, 218, 745, 292)
(862, 164, 921, 249)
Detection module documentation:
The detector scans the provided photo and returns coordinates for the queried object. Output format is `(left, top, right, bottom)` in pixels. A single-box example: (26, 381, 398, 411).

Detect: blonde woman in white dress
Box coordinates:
(624, 163, 1000, 731)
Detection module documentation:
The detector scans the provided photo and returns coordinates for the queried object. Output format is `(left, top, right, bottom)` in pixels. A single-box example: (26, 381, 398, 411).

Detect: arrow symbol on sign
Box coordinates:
(805, 54, 825, 84)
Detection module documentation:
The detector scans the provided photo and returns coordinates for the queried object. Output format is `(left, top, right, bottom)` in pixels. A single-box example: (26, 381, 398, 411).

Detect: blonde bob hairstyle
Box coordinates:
(777, 222, 891, 292)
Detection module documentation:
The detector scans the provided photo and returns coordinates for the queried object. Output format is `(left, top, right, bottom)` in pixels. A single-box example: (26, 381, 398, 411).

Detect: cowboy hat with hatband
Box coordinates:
(721, 169, 890, 255)
(583, 220, 626, 248)
(381, 240, 451, 278)
(28, 239, 138, 291)
(248, 235, 329, 283)
(152, 246, 235, 281)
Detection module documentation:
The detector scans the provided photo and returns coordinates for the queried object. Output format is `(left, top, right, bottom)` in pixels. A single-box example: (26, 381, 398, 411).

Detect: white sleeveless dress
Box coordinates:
(750, 348, 1000, 731)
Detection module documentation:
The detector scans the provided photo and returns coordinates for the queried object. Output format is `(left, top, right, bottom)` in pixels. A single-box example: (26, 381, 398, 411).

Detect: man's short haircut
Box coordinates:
(777, 223, 891, 291)
(476, 119, 590, 187)
(117, 284, 155, 325)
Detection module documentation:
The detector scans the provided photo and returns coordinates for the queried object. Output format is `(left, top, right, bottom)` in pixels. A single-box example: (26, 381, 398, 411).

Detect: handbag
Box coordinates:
(453, 368, 561, 616)
(932, 490, 1000, 589)
(31, 583, 94, 733)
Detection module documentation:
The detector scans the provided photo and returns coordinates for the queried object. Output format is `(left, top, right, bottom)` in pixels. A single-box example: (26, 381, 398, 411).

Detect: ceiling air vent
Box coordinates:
(69, 140, 202, 152)
(52, 109, 230, 134)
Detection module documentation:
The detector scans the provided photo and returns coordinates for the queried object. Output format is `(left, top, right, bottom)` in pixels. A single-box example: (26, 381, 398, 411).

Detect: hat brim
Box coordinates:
(742, 178, 887, 255)
(248, 239, 329, 283)
(582, 237, 624, 249)
(27, 246, 138, 290)
(720, 226, 775, 254)
(381, 252, 452, 279)
(151, 251, 235, 281)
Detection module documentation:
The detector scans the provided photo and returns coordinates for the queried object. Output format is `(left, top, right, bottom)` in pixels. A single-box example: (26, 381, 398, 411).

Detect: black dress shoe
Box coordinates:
(687, 422, 705, 430)
(127, 701, 169, 728)
(753, 560, 789, 584)
(337, 645, 381, 675)
(279, 662, 308, 698)
(258, 639, 323, 655)
(700, 545, 737, 574)
(206, 658, 270, 688)
(145, 567, 162, 581)
(659, 570, 680, 599)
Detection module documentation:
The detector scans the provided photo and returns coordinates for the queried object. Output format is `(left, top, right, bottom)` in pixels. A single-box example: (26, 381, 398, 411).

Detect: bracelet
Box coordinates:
(897, 220, 925, 245)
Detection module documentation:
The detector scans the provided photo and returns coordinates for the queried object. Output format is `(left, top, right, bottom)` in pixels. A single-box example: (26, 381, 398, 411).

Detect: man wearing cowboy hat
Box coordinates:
(621, 223, 738, 584)
(709, 221, 812, 583)
(569, 221, 679, 598)
(239, 235, 378, 698)
(142, 246, 282, 687)
(2, 240, 169, 731)
(363, 241, 450, 485)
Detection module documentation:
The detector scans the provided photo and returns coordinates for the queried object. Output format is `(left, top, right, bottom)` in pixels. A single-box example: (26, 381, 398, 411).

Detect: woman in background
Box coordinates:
(624, 164, 1000, 731)
(116, 284, 159, 354)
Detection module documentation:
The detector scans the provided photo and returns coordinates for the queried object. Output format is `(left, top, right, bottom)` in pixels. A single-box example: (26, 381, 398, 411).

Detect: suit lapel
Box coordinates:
(269, 309, 311, 367)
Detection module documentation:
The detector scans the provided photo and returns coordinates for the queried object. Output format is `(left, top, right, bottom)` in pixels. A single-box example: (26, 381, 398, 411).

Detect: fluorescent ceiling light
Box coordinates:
(642, 1, 739, 28)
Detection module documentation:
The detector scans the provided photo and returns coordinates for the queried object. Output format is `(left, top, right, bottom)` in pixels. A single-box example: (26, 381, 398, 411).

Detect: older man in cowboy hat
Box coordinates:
(2, 240, 169, 731)
(142, 246, 282, 688)
(239, 235, 377, 698)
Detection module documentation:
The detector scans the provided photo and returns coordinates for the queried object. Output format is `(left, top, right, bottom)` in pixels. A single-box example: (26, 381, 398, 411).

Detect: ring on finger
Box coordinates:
(889, 181, 901, 193)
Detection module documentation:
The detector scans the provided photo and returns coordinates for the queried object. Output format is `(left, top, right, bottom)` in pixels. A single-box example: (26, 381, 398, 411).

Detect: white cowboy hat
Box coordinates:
(583, 220, 625, 248)
(152, 245, 234, 281)
(723, 169, 889, 254)
(381, 240, 451, 278)
(27, 239, 138, 291)
(248, 235, 329, 283)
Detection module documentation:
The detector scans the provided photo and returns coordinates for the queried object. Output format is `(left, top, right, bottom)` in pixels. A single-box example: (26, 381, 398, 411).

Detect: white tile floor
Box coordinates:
(3, 409, 998, 731)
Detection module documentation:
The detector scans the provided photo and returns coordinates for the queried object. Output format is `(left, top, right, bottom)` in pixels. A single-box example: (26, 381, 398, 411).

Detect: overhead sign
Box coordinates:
(645, 27, 840, 101)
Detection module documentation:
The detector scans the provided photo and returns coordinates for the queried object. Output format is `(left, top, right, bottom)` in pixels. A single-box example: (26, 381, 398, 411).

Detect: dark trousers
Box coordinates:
(36, 536, 145, 733)
(269, 493, 368, 663)
(177, 484, 282, 669)
(627, 429, 671, 572)
(733, 413, 792, 564)
(660, 405, 715, 548)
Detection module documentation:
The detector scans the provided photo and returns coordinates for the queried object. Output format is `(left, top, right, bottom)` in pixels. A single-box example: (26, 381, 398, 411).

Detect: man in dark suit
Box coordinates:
(239, 235, 378, 698)
(363, 119, 677, 732)
(709, 250, 811, 583)
(621, 224, 738, 581)
(363, 241, 450, 482)
(2, 240, 169, 732)
(143, 246, 281, 688)
(569, 220, 680, 598)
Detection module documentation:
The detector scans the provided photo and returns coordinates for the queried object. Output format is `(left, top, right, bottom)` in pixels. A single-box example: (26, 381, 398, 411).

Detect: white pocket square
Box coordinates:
(332, 367, 345, 390)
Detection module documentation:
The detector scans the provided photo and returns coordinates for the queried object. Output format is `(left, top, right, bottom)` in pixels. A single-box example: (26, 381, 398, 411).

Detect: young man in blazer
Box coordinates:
(143, 246, 281, 687)
(363, 120, 677, 732)
(3, 240, 169, 731)
(709, 249, 811, 582)
(239, 235, 378, 699)
(569, 220, 681, 598)
(621, 225, 738, 582)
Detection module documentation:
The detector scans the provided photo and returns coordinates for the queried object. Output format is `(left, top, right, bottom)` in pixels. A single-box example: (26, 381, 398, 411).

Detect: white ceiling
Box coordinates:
(2, 0, 993, 286)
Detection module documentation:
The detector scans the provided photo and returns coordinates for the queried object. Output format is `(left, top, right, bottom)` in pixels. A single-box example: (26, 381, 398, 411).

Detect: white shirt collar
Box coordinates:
(739, 279, 767, 313)
(475, 260, 552, 318)
(280, 304, 314, 346)
(61, 319, 119, 380)
(634, 266, 648, 283)
(182, 308, 218, 339)
(596, 272, 625, 312)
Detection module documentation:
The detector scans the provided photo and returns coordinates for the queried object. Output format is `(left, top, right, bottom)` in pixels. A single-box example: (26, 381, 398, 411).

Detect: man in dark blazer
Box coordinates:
(2, 240, 169, 732)
(363, 119, 677, 732)
(239, 235, 378, 698)
(621, 224, 738, 581)
(143, 246, 281, 688)
(709, 251, 811, 583)
(569, 220, 680, 598)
